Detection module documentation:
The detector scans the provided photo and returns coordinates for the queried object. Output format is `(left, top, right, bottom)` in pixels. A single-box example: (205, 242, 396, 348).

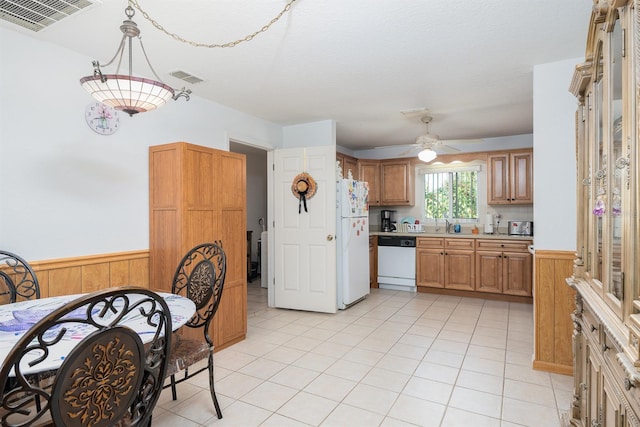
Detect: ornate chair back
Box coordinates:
(164, 242, 226, 419)
(0, 250, 40, 304)
(0, 287, 172, 427)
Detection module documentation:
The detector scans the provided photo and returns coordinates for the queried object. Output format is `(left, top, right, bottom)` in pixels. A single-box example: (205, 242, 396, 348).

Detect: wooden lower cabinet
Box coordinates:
(475, 239, 532, 297)
(369, 236, 378, 288)
(444, 239, 474, 291)
(417, 238, 473, 290)
(417, 237, 532, 301)
(417, 238, 445, 288)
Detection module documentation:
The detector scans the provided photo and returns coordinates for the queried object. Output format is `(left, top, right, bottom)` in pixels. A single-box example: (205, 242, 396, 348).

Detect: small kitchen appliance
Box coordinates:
(381, 210, 395, 232)
(508, 221, 533, 236)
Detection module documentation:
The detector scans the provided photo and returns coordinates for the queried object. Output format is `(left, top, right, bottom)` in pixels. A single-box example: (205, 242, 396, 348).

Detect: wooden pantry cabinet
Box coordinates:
(357, 158, 414, 206)
(487, 150, 533, 205)
(416, 237, 474, 291)
(475, 239, 532, 297)
(149, 142, 247, 351)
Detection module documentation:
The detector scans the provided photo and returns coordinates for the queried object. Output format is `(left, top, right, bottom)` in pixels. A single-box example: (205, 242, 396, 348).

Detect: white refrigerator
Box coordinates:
(336, 178, 370, 309)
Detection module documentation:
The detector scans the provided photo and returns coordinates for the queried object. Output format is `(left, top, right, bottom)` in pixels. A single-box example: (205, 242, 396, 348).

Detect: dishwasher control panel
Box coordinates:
(378, 236, 416, 247)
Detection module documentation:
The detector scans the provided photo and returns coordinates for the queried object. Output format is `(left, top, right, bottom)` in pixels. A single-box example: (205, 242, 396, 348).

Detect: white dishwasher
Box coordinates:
(377, 235, 416, 292)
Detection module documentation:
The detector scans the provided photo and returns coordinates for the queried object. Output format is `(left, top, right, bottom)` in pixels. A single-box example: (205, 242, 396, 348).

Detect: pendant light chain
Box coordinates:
(129, 0, 299, 48)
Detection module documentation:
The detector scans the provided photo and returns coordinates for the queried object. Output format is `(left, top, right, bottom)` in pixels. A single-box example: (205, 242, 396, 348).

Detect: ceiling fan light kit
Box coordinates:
(418, 148, 437, 163)
(417, 116, 438, 162)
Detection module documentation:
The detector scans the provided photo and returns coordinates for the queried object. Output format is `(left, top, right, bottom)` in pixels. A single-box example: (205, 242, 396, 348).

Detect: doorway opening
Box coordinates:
(229, 141, 269, 315)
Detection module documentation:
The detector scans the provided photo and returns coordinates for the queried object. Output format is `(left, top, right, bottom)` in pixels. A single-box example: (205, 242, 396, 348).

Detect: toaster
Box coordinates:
(508, 221, 533, 236)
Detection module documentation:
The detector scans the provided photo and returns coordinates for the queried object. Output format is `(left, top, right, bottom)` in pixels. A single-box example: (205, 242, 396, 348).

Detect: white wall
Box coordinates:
(0, 28, 283, 261)
(283, 120, 336, 147)
(533, 58, 580, 251)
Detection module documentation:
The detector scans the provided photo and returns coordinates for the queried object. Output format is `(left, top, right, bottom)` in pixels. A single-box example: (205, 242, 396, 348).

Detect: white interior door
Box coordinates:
(273, 146, 336, 313)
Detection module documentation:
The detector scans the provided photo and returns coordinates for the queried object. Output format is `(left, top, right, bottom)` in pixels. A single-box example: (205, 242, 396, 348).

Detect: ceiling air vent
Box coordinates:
(169, 70, 205, 85)
(0, 0, 99, 32)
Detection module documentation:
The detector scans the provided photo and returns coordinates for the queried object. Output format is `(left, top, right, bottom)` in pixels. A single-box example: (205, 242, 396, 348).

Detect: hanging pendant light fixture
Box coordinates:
(79, 3, 190, 116)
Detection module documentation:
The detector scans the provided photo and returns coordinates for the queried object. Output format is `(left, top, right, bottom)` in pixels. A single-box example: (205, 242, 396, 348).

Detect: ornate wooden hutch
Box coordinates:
(567, 1, 640, 425)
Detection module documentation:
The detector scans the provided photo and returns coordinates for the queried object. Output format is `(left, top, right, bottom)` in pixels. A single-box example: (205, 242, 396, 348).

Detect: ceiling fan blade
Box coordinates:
(398, 145, 422, 156)
(400, 107, 429, 117)
(435, 145, 461, 154)
(441, 138, 484, 145)
(373, 144, 413, 149)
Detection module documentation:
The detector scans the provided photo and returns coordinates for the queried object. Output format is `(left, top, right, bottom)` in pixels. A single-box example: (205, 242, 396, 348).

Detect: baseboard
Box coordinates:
(533, 360, 573, 376)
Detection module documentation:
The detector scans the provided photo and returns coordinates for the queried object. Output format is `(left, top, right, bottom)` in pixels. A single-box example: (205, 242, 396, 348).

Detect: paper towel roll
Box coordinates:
(484, 213, 493, 234)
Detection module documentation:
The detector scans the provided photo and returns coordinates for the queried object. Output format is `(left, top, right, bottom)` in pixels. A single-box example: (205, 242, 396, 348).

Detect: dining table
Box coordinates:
(0, 291, 196, 375)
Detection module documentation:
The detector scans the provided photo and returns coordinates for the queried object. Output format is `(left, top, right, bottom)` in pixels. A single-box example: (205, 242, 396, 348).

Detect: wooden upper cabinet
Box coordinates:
(357, 158, 414, 206)
(337, 152, 358, 180)
(487, 150, 533, 205)
(380, 159, 414, 206)
(358, 160, 381, 206)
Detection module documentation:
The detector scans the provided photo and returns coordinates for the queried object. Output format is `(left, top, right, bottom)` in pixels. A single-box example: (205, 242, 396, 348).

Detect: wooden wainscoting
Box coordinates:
(29, 250, 150, 297)
(533, 249, 576, 375)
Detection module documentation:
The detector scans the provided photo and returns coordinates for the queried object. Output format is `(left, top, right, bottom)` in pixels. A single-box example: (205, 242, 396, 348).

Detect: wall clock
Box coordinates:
(85, 101, 120, 135)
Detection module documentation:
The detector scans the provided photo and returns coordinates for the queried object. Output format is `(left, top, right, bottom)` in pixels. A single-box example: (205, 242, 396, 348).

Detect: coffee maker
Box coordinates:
(381, 210, 395, 232)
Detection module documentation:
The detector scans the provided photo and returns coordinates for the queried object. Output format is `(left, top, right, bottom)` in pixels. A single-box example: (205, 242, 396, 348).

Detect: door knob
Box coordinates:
(327, 235, 334, 241)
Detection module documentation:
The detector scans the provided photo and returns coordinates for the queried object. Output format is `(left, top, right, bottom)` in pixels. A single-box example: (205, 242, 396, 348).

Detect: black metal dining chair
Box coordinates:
(0, 250, 40, 304)
(163, 242, 226, 419)
(0, 287, 172, 427)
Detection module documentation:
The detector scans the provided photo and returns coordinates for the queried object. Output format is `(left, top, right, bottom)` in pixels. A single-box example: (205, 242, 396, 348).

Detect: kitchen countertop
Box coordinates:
(370, 231, 533, 240)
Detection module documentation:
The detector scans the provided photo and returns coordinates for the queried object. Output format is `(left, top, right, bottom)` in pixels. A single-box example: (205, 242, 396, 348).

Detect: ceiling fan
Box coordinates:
(399, 116, 480, 162)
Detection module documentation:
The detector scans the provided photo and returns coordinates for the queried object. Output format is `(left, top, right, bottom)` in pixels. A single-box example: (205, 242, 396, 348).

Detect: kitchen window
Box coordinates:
(422, 167, 479, 222)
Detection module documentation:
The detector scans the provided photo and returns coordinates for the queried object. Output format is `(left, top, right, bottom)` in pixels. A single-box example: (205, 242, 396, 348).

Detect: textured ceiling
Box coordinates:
(0, 0, 593, 150)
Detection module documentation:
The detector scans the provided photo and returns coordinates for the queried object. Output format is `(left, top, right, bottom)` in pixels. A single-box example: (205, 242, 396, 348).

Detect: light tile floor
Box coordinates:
(153, 279, 573, 426)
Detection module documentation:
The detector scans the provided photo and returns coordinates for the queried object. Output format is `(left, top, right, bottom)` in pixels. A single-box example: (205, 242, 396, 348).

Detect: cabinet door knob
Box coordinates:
(326, 235, 334, 241)
(590, 325, 597, 332)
